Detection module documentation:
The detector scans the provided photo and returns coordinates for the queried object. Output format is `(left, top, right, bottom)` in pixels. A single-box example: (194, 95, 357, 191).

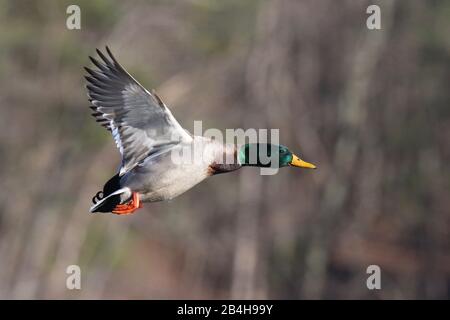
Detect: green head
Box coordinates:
(238, 143, 316, 169)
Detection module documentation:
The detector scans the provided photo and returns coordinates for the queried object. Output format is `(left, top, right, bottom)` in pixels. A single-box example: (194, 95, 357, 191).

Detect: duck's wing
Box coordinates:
(85, 47, 192, 176)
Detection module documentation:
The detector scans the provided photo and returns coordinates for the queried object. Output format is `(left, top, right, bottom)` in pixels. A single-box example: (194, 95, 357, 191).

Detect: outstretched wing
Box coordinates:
(85, 47, 192, 175)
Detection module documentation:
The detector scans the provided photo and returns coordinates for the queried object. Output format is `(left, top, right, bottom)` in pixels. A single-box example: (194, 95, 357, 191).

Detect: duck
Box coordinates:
(86, 47, 316, 215)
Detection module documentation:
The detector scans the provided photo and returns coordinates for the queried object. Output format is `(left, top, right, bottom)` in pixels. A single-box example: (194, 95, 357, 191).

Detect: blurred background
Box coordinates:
(0, 0, 449, 299)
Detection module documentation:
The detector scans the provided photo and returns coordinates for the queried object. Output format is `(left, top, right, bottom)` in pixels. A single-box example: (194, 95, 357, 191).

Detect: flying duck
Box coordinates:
(86, 47, 316, 215)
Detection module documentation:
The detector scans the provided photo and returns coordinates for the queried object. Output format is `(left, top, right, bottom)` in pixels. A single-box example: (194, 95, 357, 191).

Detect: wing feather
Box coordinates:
(85, 47, 192, 175)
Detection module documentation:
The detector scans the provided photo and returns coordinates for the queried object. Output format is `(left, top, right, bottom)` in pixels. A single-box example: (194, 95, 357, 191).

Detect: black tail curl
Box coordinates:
(92, 191, 104, 205)
(91, 173, 122, 213)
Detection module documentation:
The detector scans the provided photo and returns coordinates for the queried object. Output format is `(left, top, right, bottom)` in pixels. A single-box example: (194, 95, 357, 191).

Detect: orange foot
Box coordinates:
(112, 192, 142, 215)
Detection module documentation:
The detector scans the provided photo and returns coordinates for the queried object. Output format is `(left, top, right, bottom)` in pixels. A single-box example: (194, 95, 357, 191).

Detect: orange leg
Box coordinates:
(112, 192, 142, 215)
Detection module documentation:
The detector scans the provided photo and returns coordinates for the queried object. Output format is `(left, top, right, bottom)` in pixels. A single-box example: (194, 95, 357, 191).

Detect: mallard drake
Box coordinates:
(86, 47, 316, 215)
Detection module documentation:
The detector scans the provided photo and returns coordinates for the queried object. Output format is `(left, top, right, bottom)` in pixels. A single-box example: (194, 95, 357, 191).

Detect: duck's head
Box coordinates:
(238, 143, 317, 169)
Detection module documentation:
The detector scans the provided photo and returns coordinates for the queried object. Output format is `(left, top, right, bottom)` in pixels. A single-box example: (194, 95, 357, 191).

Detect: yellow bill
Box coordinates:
(290, 154, 317, 169)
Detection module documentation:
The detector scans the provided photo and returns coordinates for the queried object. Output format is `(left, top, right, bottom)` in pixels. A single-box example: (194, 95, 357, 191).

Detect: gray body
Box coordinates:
(120, 137, 240, 202)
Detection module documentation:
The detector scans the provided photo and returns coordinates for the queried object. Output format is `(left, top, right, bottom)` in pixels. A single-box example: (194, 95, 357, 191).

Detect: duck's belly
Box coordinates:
(141, 165, 209, 202)
(121, 156, 211, 202)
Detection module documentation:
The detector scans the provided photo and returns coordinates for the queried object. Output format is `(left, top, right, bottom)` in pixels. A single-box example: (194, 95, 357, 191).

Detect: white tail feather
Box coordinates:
(89, 187, 131, 213)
